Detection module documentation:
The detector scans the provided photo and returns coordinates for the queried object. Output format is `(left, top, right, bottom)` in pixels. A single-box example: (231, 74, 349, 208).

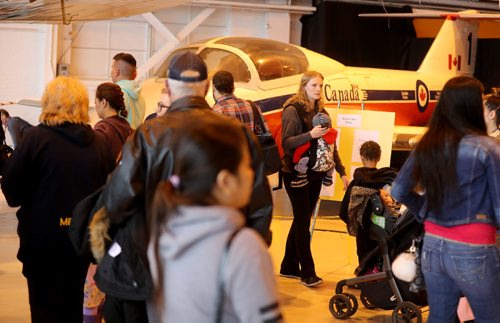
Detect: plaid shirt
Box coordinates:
(212, 94, 267, 135)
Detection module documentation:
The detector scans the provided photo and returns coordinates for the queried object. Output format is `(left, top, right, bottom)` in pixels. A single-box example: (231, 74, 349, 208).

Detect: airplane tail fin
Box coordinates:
(417, 14, 478, 76)
(359, 11, 491, 76)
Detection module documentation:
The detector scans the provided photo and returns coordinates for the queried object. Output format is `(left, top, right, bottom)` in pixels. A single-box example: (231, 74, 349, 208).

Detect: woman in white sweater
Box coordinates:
(147, 116, 283, 323)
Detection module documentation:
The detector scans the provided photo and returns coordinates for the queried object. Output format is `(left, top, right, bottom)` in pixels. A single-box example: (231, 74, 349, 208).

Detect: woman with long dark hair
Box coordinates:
(391, 76, 500, 322)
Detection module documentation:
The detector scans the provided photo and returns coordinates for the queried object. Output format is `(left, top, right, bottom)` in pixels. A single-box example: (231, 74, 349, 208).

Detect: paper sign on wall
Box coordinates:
(337, 114, 362, 128)
(320, 108, 394, 201)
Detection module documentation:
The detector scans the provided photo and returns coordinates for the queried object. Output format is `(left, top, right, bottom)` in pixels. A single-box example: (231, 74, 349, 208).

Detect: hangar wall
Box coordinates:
(0, 24, 55, 103)
(0, 0, 306, 103)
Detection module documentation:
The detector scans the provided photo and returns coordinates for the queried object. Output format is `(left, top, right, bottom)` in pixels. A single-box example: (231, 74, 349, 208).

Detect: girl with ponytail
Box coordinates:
(147, 118, 282, 323)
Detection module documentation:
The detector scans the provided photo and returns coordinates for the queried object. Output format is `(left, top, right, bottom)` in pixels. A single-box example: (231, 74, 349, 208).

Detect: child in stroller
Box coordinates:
(339, 140, 398, 271)
(331, 185, 427, 321)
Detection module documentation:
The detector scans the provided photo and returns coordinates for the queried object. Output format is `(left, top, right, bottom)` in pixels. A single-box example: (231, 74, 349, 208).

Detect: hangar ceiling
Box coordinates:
(321, 0, 500, 12)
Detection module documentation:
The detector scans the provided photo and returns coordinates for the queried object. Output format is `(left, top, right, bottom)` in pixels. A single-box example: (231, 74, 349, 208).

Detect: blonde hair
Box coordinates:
(284, 70, 325, 113)
(40, 76, 90, 126)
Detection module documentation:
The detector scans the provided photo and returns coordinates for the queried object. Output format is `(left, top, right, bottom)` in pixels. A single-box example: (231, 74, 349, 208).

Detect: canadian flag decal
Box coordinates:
(448, 54, 462, 71)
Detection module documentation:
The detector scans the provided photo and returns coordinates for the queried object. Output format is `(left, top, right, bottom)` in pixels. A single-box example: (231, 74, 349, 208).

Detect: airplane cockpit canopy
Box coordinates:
(153, 37, 309, 84)
(214, 37, 309, 82)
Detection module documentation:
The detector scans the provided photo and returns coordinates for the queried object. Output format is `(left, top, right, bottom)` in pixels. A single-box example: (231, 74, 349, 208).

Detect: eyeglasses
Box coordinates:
(157, 102, 169, 110)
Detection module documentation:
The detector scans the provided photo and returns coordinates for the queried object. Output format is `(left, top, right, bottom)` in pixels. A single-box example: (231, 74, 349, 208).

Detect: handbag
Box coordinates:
(392, 236, 426, 293)
(68, 186, 105, 263)
(248, 101, 281, 175)
(0, 144, 13, 175)
(391, 247, 417, 282)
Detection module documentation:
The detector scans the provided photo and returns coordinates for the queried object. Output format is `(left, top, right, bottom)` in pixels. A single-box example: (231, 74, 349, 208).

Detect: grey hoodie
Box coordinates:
(147, 205, 282, 323)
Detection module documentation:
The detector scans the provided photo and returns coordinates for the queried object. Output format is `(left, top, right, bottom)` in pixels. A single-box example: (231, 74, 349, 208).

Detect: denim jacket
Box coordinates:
(391, 135, 500, 227)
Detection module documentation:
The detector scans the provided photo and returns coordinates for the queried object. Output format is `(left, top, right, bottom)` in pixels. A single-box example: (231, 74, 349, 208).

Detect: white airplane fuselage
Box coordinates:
(142, 14, 477, 137)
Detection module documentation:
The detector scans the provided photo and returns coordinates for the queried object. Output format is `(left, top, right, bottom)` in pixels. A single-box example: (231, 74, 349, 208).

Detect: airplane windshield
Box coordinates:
(215, 37, 308, 81)
(154, 47, 198, 78)
(198, 48, 251, 83)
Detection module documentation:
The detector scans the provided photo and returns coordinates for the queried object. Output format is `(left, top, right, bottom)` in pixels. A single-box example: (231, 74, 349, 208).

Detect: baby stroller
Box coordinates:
(329, 193, 427, 322)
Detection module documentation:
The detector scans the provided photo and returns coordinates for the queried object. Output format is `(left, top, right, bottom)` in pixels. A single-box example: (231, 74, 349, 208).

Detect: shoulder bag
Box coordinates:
(248, 101, 281, 175)
(215, 228, 241, 323)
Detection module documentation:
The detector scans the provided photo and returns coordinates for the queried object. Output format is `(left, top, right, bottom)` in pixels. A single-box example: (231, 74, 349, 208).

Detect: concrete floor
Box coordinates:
(0, 179, 428, 322)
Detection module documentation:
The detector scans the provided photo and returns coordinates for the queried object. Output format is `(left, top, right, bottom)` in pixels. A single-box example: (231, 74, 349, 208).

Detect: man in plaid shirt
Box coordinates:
(212, 70, 267, 135)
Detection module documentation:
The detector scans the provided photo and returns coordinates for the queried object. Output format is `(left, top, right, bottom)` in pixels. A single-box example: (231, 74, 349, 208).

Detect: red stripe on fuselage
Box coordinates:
(262, 101, 435, 151)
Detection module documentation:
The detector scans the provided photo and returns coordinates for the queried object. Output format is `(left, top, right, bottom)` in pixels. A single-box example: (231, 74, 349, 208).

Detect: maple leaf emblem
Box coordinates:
(419, 87, 427, 101)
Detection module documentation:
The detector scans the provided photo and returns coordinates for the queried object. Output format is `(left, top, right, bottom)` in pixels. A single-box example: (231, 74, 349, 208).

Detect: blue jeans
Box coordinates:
(422, 234, 500, 323)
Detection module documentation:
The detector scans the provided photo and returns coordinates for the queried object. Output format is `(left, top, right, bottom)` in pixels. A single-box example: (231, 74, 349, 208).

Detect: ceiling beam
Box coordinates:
(188, 0, 317, 14)
(325, 0, 500, 13)
(136, 7, 216, 80)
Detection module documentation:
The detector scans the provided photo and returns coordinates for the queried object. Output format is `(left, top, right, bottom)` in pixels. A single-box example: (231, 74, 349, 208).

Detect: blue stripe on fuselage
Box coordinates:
(254, 94, 293, 113)
(363, 90, 440, 101)
(363, 90, 415, 101)
(253, 90, 440, 113)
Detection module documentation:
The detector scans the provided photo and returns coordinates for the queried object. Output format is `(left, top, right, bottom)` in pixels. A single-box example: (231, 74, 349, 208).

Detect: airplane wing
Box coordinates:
(0, 0, 189, 23)
(360, 12, 500, 21)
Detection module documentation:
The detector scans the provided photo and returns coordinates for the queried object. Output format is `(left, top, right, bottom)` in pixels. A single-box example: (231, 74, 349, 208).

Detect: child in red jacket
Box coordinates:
(291, 112, 338, 188)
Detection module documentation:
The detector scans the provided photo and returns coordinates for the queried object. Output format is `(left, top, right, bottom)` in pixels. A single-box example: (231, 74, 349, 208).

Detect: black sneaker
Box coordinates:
(300, 276, 323, 287)
(279, 269, 301, 279)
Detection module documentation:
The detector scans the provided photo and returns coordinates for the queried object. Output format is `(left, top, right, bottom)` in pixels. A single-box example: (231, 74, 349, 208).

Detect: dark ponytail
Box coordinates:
(484, 93, 500, 127)
(96, 82, 128, 118)
(149, 115, 248, 312)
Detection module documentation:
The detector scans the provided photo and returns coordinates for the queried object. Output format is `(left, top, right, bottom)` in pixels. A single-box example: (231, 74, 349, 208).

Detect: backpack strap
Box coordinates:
(283, 102, 310, 132)
(284, 102, 319, 168)
(215, 228, 242, 323)
(248, 100, 269, 135)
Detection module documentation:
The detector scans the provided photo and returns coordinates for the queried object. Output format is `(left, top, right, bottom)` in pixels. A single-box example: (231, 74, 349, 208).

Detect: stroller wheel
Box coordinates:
(392, 301, 422, 323)
(329, 294, 355, 319)
(360, 292, 376, 309)
(343, 293, 358, 315)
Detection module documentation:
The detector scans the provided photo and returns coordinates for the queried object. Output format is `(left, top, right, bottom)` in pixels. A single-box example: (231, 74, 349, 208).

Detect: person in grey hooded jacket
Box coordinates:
(147, 112, 282, 323)
(111, 52, 146, 129)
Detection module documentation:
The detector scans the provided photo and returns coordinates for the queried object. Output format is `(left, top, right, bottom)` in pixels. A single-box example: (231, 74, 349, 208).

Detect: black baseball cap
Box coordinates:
(167, 52, 207, 82)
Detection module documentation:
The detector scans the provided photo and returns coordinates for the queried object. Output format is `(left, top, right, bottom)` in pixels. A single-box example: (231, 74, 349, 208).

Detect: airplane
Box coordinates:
(140, 11, 498, 150)
(1, 3, 499, 150)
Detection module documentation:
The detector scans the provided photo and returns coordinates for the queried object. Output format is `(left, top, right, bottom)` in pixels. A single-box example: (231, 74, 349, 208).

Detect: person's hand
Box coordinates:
(341, 175, 349, 191)
(310, 125, 328, 138)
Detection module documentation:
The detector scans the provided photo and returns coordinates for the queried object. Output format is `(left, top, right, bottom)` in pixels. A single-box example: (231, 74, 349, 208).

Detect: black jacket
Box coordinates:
(1, 123, 114, 266)
(93, 96, 273, 300)
(339, 167, 398, 224)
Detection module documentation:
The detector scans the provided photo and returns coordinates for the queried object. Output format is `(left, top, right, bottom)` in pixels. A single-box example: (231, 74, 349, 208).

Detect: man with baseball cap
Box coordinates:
(88, 52, 273, 322)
